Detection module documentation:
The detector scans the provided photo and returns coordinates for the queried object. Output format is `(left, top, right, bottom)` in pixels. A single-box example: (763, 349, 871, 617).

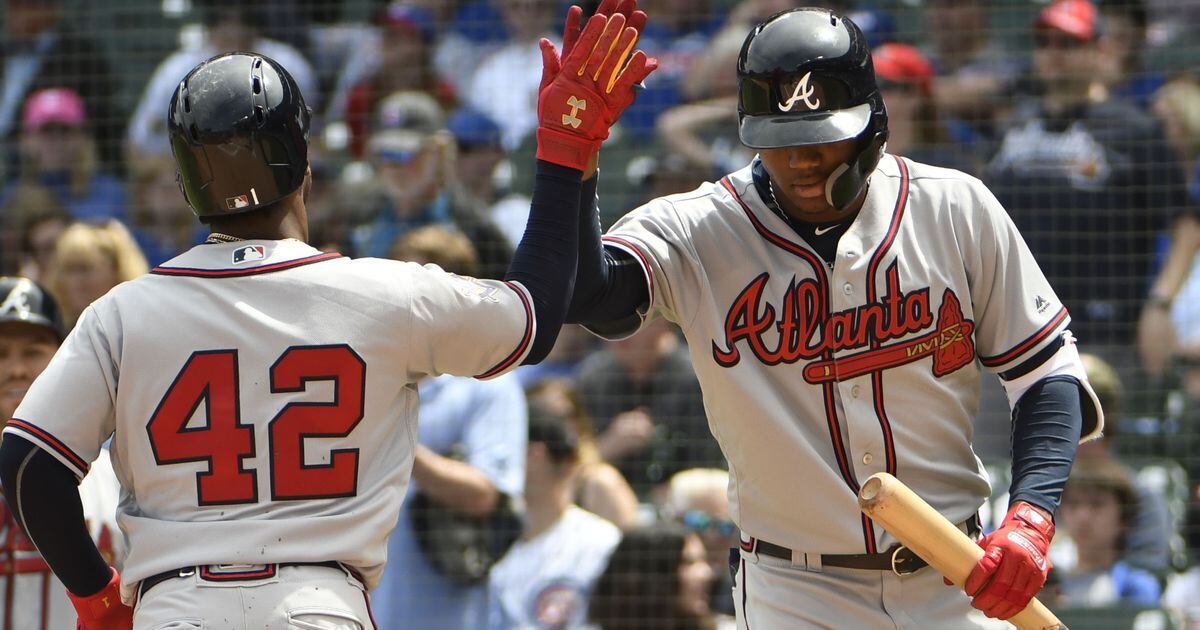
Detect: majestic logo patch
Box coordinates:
(562, 96, 586, 129)
(711, 263, 975, 382)
(1034, 295, 1049, 313)
(778, 71, 821, 112)
(232, 245, 266, 264)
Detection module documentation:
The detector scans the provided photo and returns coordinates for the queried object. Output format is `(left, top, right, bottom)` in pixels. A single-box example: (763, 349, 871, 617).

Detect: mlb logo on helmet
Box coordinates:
(224, 188, 260, 210)
(233, 245, 266, 264)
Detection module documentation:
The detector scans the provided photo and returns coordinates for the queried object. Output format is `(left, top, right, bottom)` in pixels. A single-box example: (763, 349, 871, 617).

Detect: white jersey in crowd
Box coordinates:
(4, 239, 535, 603)
(489, 506, 621, 629)
(0, 449, 122, 630)
(598, 155, 1102, 556)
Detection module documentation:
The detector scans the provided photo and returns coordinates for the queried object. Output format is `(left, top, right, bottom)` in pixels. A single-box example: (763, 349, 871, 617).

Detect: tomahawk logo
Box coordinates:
(778, 72, 821, 112)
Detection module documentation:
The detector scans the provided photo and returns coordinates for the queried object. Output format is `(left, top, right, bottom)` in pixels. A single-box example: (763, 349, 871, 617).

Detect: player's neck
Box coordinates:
(522, 481, 573, 539)
(206, 201, 309, 243)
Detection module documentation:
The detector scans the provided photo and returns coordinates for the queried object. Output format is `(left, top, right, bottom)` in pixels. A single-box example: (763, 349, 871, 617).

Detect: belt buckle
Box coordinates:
(890, 545, 917, 577)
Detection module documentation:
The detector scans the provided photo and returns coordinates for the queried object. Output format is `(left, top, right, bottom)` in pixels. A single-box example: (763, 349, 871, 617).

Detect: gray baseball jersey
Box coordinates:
(597, 155, 1101, 556)
(4, 239, 535, 601)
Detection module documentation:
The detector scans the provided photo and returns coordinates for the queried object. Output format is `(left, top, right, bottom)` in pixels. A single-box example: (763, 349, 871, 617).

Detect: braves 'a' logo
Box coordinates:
(562, 96, 586, 129)
(778, 72, 821, 112)
(0, 279, 34, 320)
(711, 264, 975, 382)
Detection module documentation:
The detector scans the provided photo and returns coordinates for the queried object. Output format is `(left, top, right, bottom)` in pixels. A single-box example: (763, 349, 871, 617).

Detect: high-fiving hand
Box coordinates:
(535, 1, 657, 172)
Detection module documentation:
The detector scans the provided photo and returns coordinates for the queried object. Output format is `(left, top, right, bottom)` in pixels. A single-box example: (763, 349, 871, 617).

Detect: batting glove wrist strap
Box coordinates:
(69, 567, 133, 629)
(962, 501, 1054, 620)
(535, 127, 603, 172)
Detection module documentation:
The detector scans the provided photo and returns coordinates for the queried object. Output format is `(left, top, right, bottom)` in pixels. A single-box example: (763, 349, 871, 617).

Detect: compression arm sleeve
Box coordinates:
(507, 160, 581, 364)
(1007, 375, 1085, 517)
(565, 172, 649, 325)
(0, 435, 111, 596)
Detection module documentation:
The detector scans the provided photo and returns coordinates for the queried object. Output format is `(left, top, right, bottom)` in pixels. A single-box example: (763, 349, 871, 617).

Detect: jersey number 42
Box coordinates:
(146, 344, 365, 506)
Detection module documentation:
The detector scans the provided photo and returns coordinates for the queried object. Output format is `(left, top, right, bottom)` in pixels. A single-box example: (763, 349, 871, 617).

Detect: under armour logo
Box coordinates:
(778, 72, 821, 112)
(562, 96, 586, 129)
(0, 279, 34, 319)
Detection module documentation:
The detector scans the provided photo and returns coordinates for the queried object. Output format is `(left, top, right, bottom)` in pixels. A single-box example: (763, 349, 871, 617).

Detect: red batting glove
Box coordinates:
(962, 502, 1054, 620)
(69, 567, 133, 630)
(538, 0, 648, 95)
(536, 10, 657, 171)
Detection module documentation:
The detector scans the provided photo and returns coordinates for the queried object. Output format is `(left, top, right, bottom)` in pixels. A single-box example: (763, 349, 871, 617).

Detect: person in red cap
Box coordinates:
(3, 88, 128, 224)
(871, 43, 977, 174)
(986, 0, 1192, 394)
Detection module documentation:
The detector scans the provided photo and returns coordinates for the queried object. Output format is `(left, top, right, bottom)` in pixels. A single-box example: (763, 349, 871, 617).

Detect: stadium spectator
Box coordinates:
(126, 0, 318, 159)
(0, 276, 122, 628)
(466, 0, 561, 150)
(331, 4, 454, 158)
(445, 106, 532, 250)
(871, 43, 977, 174)
(339, 91, 511, 277)
(0, 184, 68, 279)
(574, 318, 722, 499)
(126, 155, 204, 267)
(588, 523, 717, 630)
(432, 0, 512, 98)
(487, 403, 623, 629)
(1055, 457, 1162, 607)
(1162, 497, 1200, 626)
(374, 225, 528, 630)
(921, 0, 1023, 148)
(5, 88, 127, 224)
(1073, 353, 1176, 573)
(1097, 0, 1163, 109)
(1139, 76, 1200, 378)
(526, 378, 639, 530)
(986, 0, 1190, 356)
(664, 468, 737, 617)
(43, 221, 148, 330)
(0, 0, 119, 175)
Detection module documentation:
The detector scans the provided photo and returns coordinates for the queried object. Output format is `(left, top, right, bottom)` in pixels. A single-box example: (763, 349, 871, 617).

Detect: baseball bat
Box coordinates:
(857, 473, 1067, 630)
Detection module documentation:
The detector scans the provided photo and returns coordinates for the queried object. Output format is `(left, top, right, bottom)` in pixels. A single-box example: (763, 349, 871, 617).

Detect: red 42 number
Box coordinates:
(146, 345, 365, 506)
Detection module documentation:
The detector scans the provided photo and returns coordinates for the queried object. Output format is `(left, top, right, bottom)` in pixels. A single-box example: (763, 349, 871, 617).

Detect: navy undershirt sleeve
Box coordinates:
(1008, 375, 1086, 518)
(566, 171, 648, 326)
(506, 160, 581, 364)
(0, 435, 111, 596)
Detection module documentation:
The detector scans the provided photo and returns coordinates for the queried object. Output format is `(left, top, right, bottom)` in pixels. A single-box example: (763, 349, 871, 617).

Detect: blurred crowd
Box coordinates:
(2, 0, 1200, 627)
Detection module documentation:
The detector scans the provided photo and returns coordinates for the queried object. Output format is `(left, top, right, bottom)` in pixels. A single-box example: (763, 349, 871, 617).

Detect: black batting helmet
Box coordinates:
(168, 52, 311, 220)
(737, 8, 888, 209)
(0, 277, 63, 341)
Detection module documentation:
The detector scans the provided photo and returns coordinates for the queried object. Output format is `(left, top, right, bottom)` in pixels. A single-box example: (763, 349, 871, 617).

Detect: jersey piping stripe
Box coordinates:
(476, 281, 534, 379)
(720, 177, 864, 534)
(740, 557, 749, 629)
(602, 235, 656, 314)
(150, 252, 343, 278)
(3, 420, 88, 474)
(362, 591, 379, 630)
(856, 155, 912, 554)
(978, 307, 1069, 368)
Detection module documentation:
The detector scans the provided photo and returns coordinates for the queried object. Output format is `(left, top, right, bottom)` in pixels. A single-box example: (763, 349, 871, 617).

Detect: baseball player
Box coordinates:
(566, 8, 1103, 629)
(0, 277, 122, 630)
(0, 7, 655, 628)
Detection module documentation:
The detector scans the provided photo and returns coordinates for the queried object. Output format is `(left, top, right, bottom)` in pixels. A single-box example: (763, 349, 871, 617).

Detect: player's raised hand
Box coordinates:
(535, 9, 657, 172)
(538, 0, 649, 95)
(961, 502, 1054, 620)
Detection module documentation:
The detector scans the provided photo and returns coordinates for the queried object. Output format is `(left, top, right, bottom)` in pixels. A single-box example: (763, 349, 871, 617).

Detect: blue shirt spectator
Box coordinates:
(372, 373, 527, 630)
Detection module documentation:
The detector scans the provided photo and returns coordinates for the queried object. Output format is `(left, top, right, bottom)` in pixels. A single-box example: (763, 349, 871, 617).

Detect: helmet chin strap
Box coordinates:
(825, 138, 887, 211)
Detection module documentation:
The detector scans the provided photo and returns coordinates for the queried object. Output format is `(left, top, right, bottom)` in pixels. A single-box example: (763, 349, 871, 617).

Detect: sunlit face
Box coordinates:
(676, 534, 714, 619)
(1059, 485, 1124, 556)
(59, 252, 119, 318)
(679, 491, 735, 568)
(0, 324, 58, 423)
(758, 138, 862, 221)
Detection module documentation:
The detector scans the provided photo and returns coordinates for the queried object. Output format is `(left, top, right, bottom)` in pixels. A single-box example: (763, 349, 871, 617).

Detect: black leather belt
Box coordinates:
(138, 561, 343, 598)
(747, 515, 981, 577)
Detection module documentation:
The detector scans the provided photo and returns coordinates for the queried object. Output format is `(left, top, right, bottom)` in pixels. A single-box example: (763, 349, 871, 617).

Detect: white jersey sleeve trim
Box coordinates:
(580, 235, 654, 341)
(1000, 330, 1104, 442)
(2, 420, 90, 479)
(979, 307, 1071, 374)
(475, 280, 537, 380)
